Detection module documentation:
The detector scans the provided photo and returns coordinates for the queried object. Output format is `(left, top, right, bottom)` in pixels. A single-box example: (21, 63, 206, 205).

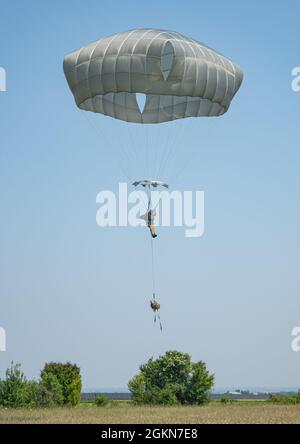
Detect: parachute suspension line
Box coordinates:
(168, 145, 198, 188)
(156, 121, 177, 178)
(167, 120, 199, 188)
(136, 188, 149, 213)
(153, 123, 164, 177)
(161, 125, 176, 177)
(154, 123, 167, 179)
(82, 113, 134, 184)
(156, 119, 189, 182)
(152, 129, 160, 180)
(116, 124, 138, 181)
(126, 124, 142, 178)
(145, 124, 149, 177)
(131, 182, 150, 216)
(154, 120, 183, 182)
(147, 184, 151, 210)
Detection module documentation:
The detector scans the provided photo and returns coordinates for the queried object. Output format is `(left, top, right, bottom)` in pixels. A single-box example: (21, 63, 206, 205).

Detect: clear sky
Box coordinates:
(0, 0, 300, 391)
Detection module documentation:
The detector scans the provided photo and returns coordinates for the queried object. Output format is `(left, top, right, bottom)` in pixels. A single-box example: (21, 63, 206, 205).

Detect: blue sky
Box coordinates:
(0, 0, 300, 390)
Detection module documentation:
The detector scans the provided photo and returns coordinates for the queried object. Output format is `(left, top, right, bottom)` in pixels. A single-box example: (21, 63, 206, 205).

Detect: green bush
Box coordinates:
(0, 362, 34, 407)
(220, 396, 233, 404)
(94, 394, 109, 406)
(268, 393, 300, 405)
(40, 362, 82, 406)
(128, 374, 145, 404)
(0, 361, 82, 408)
(157, 385, 179, 405)
(128, 350, 214, 406)
(35, 373, 64, 407)
(184, 361, 215, 405)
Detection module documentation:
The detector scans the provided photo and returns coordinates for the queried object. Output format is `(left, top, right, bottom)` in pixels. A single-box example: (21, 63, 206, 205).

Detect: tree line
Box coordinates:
(0, 351, 215, 407)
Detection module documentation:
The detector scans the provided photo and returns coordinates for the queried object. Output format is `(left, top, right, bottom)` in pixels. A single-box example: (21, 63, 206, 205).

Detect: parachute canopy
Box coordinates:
(63, 28, 243, 124)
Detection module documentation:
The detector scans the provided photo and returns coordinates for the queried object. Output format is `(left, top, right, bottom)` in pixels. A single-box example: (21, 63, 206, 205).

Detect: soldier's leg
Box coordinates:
(150, 225, 157, 238)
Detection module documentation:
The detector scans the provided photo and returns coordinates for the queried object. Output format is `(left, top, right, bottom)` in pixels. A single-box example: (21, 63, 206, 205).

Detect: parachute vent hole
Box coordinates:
(161, 41, 174, 80)
(136, 93, 147, 113)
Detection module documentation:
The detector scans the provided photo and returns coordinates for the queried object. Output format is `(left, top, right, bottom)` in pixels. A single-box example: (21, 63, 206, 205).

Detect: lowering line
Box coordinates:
(150, 230, 162, 332)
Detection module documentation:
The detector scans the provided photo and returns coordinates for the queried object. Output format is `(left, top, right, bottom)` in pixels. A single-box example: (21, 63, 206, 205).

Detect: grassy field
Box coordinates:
(1, 402, 300, 424)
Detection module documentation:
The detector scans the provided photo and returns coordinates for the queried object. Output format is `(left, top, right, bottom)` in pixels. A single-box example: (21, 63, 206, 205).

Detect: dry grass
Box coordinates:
(1, 402, 300, 424)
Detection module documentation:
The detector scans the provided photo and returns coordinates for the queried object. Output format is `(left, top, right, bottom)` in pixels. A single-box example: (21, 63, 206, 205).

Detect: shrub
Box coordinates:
(184, 361, 215, 405)
(40, 362, 82, 406)
(35, 373, 64, 407)
(0, 362, 34, 407)
(128, 350, 214, 405)
(128, 374, 146, 404)
(157, 385, 179, 405)
(220, 396, 233, 404)
(268, 393, 300, 405)
(94, 394, 109, 406)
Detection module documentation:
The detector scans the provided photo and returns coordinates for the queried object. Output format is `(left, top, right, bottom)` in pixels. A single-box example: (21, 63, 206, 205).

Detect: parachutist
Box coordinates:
(147, 210, 157, 238)
(64, 29, 243, 333)
(140, 208, 158, 238)
(134, 180, 168, 239)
